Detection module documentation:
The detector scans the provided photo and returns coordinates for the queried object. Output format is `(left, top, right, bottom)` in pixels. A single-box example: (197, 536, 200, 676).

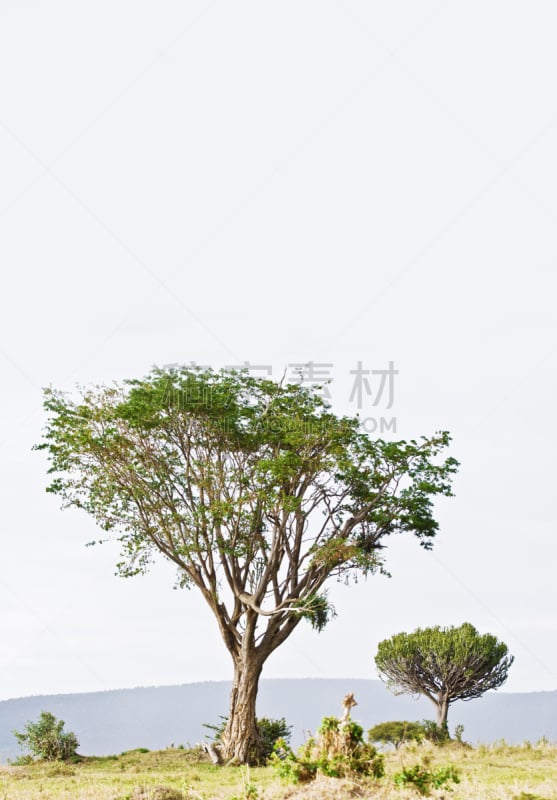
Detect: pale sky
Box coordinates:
(1, 1, 556, 702)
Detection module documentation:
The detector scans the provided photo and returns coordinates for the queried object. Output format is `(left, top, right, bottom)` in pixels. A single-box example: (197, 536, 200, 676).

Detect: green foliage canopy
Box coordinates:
(367, 720, 425, 749)
(375, 623, 514, 728)
(14, 711, 79, 762)
(37, 367, 457, 634)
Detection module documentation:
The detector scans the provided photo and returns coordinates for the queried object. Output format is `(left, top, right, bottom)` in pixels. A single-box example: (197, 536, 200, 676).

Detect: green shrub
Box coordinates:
(13, 711, 79, 762)
(9, 753, 34, 766)
(368, 719, 455, 748)
(257, 717, 292, 762)
(393, 763, 460, 795)
(204, 715, 292, 764)
(271, 715, 384, 783)
(420, 719, 450, 744)
(368, 721, 425, 749)
(271, 737, 318, 784)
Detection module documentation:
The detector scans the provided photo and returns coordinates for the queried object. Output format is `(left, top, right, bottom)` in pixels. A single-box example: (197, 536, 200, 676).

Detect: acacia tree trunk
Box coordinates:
(221, 651, 264, 765)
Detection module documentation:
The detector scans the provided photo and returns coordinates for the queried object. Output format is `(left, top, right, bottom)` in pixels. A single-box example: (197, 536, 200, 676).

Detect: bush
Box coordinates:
(271, 715, 384, 783)
(13, 711, 79, 762)
(368, 720, 425, 749)
(9, 754, 34, 766)
(393, 763, 460, 796)
(257, 717, 292, 762)
(271, 738, 318, 784)
(420, 719, 450, 744)
(368, 719, 460, 749)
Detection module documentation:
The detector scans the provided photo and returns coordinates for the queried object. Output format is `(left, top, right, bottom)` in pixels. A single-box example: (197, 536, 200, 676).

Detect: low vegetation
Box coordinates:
(271, 716, 384, 783)
(13, 710, 79, 763)
(368, 721, 433, 749)
(204, 716, 292, 765)
(2, 738, 557, 799)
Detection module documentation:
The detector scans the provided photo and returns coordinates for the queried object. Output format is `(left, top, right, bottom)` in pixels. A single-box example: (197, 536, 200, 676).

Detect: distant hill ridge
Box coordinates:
(1, 678, 556, 763)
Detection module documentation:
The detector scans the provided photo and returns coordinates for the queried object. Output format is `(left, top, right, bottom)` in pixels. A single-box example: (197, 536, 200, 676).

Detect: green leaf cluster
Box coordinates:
(367, 720, 426, 749)
(376, 622, 513, 704)
(36, 368, 458, 610)
(271, 715, 384, 783)
(204, 715, 292, 764)
(393, 762, 460, 795)
(13, 711, 79, 762)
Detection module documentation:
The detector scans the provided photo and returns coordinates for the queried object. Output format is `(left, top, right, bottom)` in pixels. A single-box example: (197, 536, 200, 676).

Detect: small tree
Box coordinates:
(14, 711, 79, 761)
(368, 720, 424, 749)
(375, 623, 514, 730)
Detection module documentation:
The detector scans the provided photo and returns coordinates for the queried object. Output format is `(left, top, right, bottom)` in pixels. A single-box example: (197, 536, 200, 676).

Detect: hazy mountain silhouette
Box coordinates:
(1, 679, 555, 762)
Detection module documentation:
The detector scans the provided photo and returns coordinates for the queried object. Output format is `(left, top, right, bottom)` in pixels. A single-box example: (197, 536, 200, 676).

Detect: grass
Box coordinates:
(1, 740, 557, 799)
(0, 747, 276, 800)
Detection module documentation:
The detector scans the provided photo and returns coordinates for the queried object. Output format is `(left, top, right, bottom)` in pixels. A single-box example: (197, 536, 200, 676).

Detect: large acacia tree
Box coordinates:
(375, 623, 514, 730)
(37, 367, 458, 764)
